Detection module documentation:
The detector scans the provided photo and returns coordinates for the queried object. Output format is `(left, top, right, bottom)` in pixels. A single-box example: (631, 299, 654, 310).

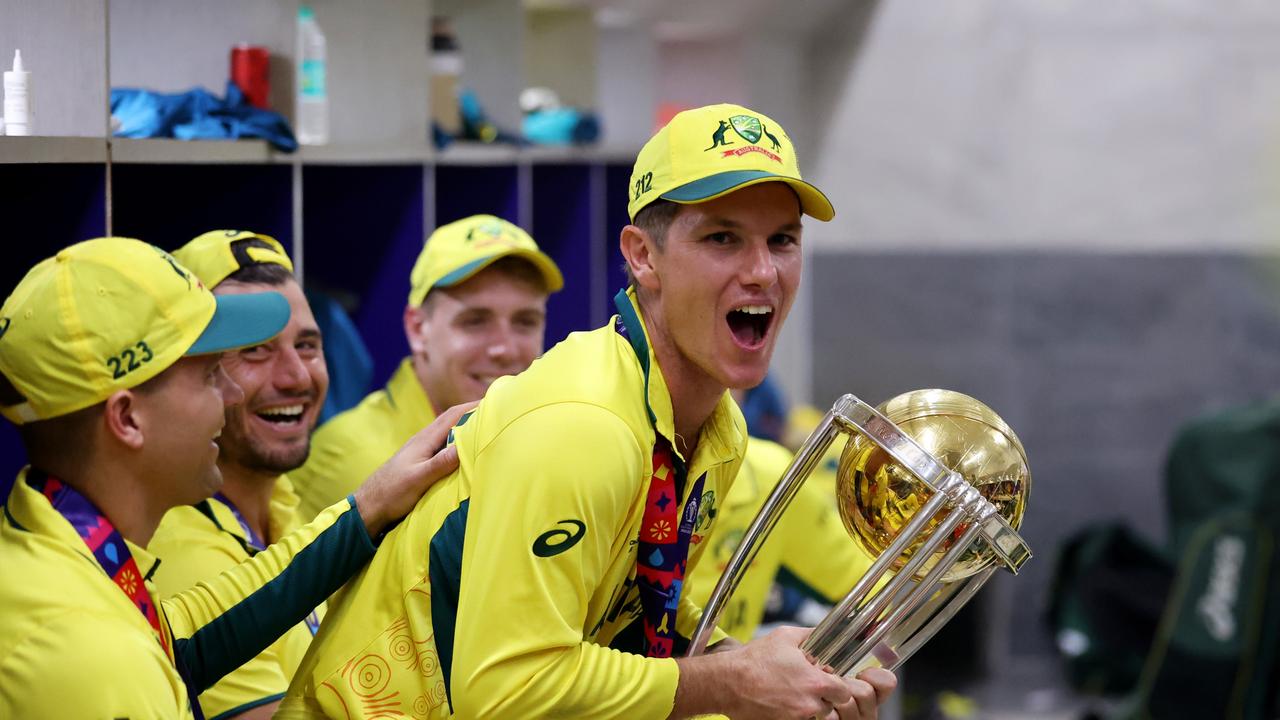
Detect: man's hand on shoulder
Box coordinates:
(352, 401, 477, 537)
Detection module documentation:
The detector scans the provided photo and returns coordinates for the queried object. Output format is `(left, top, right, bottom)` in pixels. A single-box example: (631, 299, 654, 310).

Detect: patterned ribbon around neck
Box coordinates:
(635, 439, 706, 658)
(613, 290, 708, 657)
(213, 492, 267, 551)
(29, 473, 171, 659)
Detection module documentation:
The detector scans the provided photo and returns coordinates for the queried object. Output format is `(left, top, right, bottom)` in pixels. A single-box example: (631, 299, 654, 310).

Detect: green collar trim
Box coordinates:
(613, 288, 657, 426)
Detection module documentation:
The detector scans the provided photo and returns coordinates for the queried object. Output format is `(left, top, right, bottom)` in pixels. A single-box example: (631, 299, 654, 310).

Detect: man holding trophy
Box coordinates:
(280, 103, 896, 719)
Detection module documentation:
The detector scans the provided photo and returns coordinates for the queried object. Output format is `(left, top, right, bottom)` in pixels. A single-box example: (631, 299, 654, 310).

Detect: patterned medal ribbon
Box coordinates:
(213, 492, 267, 551)
(30, 473, 171, 658)
(635, 438, 707, 658)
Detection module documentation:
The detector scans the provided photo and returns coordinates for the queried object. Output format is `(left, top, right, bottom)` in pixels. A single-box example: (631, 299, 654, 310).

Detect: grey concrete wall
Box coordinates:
(811, 249, 1280, 665)
(804, 1, 1280, 252)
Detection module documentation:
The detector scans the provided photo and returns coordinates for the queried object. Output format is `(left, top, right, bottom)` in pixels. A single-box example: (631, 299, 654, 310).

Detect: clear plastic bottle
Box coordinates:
(296, 5, 328, 145)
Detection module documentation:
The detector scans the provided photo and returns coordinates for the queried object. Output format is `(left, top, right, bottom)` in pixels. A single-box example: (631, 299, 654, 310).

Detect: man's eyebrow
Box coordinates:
(699, 217, 743, 230)
(695, 218, 803, 234)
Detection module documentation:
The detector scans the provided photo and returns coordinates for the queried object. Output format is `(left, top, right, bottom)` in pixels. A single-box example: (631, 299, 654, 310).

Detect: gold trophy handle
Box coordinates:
(685, 397, 856, 656)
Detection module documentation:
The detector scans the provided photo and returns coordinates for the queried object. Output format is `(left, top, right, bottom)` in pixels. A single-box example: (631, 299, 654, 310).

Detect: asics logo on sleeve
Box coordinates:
(532, 519, 586, 557)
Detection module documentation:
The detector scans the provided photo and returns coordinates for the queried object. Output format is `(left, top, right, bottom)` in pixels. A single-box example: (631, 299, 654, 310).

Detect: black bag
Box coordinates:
(1047, 522, 1172, 696)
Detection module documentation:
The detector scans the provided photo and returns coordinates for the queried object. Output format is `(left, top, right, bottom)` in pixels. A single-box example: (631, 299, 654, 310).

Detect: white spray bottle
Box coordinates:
(4, 49, 32, 136)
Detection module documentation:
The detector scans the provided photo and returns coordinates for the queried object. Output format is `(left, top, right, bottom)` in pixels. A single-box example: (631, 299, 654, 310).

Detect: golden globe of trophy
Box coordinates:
(688, 390, 1031, 677)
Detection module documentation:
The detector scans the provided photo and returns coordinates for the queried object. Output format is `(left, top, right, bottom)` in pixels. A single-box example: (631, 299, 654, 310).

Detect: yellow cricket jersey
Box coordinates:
(685, 437, 873, 643)
(294, 358, 436, 522)
(280, 289, 741, 720)
(149, 475, 326, 719)
(0, 468, 378, 719)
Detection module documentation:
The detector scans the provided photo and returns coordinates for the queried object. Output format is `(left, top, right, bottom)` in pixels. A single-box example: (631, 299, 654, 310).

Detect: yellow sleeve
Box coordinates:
(0, 612, 187, 718)
(150, 511, 293, 719)
(452, 403, 681, 720)
(161, 498, 375, 697)
(776, 479, 872, 603)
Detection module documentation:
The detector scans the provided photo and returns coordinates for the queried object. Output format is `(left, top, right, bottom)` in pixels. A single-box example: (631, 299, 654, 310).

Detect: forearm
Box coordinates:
(165, 499, 374, 693)
(670, 652, 739, 719)
(456, 641, 679, 719)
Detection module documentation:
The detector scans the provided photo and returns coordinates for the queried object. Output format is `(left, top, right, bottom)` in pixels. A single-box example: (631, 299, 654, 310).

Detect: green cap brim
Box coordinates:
(185, 291, 290, 356)
(434, 249, 565, 293)
(661, 170, 835, 221)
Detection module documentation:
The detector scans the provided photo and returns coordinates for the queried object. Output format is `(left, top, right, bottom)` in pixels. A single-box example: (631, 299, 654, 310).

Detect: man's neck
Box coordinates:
(55, 463, 166, 548)
(216, 463, 278, 544)
(638, 298, 725, 459)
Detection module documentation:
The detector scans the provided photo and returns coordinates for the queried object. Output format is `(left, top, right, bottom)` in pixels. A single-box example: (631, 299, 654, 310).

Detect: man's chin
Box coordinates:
(234, 442, 311, 477)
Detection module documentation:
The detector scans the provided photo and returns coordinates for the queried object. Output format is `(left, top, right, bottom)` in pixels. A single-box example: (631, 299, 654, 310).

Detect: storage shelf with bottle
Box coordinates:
(0, 0, 638, 483)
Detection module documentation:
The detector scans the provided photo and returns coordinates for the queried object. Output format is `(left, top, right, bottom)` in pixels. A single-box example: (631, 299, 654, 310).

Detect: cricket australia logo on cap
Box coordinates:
(150, 245, 203, 291)
(705, 114, 784, 162)
(465, 220, 519, 250)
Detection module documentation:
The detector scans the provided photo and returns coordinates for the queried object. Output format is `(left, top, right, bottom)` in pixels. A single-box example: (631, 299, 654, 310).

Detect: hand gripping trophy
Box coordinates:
(689, 389, 1032, 677)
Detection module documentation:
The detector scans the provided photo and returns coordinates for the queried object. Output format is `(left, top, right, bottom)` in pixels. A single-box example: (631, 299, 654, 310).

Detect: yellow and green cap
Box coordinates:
(0, 237, 291, 424)
(407, 214, 564, 307)
(173, 229, 294, 289)
(627, 103, 834, 222)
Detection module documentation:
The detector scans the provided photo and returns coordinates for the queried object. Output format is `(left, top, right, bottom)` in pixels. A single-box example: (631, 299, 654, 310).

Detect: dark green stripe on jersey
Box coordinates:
(429, 499, 470, 712)
(175, 503, 375, 694)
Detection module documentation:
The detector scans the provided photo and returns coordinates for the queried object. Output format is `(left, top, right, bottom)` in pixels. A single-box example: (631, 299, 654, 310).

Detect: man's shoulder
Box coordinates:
(744, 437, 794, 479)
(0, 539, 147, 656)
(302, 386, 416, 482)
(150, 503, 234, 552)
(469, 324, 645, 438)
(313, 384, 405, 444)
(0, 607, 180, 717)
(150, 503, 248, 595)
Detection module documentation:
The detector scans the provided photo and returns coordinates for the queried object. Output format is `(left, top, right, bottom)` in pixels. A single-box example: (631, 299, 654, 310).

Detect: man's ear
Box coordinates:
(404, 304, 427, 355)
(620, 225, 661, 291)
(103, 390, 145, 450)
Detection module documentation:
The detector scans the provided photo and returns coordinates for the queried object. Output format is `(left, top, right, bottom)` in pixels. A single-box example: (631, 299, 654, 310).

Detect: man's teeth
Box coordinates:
(259, 405, 304, 418)
(735, 305, 773, 315)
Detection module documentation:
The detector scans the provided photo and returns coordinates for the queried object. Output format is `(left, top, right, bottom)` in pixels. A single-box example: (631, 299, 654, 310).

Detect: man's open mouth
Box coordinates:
(726, 304, 774, 349)
(256, 404, 306, 426)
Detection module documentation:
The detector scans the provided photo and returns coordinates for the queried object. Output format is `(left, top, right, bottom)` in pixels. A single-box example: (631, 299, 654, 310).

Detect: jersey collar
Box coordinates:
(387, 357, 438, 434)
(5, 467, 161, 579)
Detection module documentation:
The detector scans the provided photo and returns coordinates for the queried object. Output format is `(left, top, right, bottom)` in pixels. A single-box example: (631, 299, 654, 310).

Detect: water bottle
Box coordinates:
(296, 5, 328, 145)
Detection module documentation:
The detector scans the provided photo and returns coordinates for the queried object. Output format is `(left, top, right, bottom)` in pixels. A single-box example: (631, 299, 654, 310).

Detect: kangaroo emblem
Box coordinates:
(706, 120, 734, 151)
(762, 124, 782, 152)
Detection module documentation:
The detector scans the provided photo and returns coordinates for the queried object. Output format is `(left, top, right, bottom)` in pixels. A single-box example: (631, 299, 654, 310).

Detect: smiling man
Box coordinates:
(0, 237, 463, 719)
(292, 214, 563, 521)
(149, 230, 331, 720)
(279, 104, 895, 720)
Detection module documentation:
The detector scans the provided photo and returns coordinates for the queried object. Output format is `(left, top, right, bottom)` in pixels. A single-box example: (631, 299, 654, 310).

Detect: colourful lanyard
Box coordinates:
(614, 289, 707, 657)
(635, 440, 707, 657)
(213, 492, 267, 551)
(29, 473, 171, 659)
